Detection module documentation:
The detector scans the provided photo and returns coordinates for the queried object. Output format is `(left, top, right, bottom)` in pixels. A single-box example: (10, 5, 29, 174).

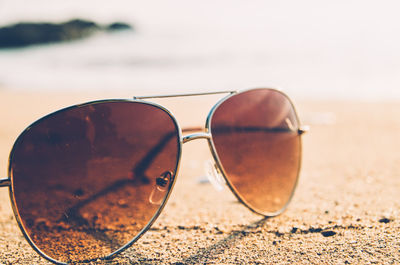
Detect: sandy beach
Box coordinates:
(0, 89, 399, 264)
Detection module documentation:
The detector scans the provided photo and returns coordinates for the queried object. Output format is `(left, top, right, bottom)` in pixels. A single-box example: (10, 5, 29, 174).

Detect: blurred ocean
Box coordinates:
(1, 0, 400, 100)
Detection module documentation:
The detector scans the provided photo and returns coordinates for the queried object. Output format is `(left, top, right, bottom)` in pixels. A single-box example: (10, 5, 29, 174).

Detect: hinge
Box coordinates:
(0, 178, 11, 187)
(298, 125, 310, 135)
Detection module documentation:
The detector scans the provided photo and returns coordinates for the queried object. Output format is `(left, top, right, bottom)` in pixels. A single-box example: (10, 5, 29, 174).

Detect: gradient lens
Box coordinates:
(210, 89, 301, 215)
(9, 101, 180, 263)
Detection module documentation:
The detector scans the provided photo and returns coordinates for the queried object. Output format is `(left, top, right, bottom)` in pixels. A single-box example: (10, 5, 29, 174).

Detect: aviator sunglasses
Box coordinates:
(0, 88, 308, 264)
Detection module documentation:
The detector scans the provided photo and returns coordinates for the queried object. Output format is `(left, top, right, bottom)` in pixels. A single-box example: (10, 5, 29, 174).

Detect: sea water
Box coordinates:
(1, 0, 400, 100)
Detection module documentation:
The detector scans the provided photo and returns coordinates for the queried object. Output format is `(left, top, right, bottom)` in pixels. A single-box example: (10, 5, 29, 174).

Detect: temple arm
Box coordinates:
(210, 126, 305, 134)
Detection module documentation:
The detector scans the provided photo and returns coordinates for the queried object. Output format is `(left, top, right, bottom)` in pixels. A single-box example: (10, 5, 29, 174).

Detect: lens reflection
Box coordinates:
(210, 89, 301, 215)
(10, 101, 180, 263)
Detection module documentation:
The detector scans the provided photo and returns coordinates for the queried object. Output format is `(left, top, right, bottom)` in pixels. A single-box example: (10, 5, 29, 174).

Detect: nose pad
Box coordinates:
(205, 160, 226, 191)
(149, 171, 172, 205)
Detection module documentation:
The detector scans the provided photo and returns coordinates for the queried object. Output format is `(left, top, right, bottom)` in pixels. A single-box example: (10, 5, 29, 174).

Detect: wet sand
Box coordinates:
(0, 90, 399, 264)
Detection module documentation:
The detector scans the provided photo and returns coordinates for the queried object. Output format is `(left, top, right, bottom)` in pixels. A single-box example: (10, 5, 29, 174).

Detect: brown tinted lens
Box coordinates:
(210, 89, 301, 215)
(10, 101, 180, 263)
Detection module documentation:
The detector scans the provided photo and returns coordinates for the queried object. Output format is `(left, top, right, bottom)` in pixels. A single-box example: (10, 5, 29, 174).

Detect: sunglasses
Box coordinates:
(0, 88, 308, 264)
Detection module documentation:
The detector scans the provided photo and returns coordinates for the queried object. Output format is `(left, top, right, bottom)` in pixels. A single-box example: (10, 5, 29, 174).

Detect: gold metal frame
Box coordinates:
(0, 88, 308, 264)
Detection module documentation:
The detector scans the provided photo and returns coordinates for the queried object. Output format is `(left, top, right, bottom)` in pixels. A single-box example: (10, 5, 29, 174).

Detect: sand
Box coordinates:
(0, 89, 399, 264)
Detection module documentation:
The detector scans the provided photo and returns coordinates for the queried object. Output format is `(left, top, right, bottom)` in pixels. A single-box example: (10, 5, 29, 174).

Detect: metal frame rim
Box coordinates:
(7, 98, 183, 264)
(205, 87, 304, 217)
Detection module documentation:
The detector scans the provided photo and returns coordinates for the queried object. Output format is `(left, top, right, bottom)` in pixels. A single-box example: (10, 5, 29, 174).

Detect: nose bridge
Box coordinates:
(182, 132, 211, 144)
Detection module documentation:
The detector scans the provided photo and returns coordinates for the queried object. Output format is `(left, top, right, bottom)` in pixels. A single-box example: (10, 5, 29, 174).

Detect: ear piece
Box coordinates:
(204, 160, 226, 191)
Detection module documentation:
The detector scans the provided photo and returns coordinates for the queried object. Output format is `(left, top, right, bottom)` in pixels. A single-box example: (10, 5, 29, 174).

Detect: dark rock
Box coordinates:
(321, 230, 336, 237)
(106, 22, 133, 31)
(308, 227, 322, 233)
(0, 19, 133, 49)
(378, 217, 391, 224)
(0, 19, 99, 48)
